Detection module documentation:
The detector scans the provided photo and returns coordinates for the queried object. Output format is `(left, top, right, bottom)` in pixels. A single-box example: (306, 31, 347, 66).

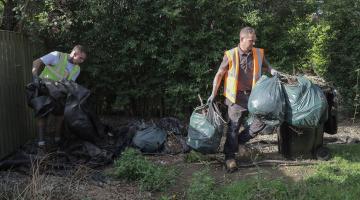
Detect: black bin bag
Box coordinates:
(132, 125, 167, 153)
(186, 103, 226, 154)
(248, 75, 286, 125)
(64, 81, 105, 143)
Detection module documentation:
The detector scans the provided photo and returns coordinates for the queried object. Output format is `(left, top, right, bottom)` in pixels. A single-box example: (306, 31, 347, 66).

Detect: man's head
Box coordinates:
(69, 45, 87, 64)
(239, 27, 256, 52)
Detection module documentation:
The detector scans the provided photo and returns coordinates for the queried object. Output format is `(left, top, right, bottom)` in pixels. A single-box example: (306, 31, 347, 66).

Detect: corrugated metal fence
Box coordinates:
(0, 30, 42, 159)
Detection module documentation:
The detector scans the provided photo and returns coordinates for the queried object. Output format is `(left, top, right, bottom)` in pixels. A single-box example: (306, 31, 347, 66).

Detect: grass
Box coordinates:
(183, 144, 360, 200)
(298, 144, 360, 199)
(186, 168, 218, 200)
(113, 148, 178, 192)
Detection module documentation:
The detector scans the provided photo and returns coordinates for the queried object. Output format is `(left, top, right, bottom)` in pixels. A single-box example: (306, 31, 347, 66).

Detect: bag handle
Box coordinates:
(207, 102, 226, 124)
(193, 102, 225, 124)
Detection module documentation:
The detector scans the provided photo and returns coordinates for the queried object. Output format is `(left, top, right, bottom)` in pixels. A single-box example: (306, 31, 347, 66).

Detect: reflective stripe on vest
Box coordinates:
(223, 47, 264, 103)
(223, 48, 239, 103)
(39, 52, 80, 81)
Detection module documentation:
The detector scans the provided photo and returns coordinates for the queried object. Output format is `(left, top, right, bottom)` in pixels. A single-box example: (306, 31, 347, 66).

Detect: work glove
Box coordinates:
(207, 94, 215, 105)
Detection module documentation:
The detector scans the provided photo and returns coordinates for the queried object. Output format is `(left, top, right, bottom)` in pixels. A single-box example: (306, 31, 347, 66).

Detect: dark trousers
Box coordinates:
(224, 95, 266, 160)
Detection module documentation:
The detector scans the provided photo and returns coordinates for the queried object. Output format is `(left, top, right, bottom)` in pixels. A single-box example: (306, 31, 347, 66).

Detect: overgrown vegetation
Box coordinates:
(0, 0, 359, 117)
(114, 148, 178, 191)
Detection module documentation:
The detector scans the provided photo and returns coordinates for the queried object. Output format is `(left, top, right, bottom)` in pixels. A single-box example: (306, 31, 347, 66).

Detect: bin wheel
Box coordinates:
(315, 147, 331, 161)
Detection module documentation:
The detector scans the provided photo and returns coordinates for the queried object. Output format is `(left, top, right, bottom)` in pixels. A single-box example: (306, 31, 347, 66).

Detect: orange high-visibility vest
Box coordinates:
(223, 47, 264, 103)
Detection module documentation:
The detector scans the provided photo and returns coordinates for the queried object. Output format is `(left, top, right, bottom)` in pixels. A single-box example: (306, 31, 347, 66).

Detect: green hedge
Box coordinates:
(12, 0, 360, 117)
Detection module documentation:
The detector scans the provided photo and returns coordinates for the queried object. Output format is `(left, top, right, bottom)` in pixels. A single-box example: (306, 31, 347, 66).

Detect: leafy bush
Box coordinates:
(5, 0, 360, 116)
(114, 148, 177, 191)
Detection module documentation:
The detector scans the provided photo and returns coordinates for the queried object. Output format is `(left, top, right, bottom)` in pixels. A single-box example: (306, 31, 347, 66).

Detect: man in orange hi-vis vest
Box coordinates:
(207, 27, 278, 172)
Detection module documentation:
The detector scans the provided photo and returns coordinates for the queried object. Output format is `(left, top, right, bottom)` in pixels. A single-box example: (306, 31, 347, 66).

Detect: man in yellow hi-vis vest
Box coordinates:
(208, 27, 278, 172)
(31, 45, 87, 148)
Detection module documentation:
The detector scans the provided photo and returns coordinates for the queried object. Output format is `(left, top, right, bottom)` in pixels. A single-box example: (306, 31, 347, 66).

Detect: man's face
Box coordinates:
(240, 33, 256, 52)
(72, 51, 86, 64)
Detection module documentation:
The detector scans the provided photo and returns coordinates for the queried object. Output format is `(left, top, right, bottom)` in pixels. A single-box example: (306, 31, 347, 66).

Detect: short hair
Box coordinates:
(72, 45, 86, 54)
(239, 27, 256, 38)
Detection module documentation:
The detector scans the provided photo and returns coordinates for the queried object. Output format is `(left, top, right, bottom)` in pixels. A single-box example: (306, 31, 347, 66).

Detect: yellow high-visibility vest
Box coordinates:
(223, 47, 264, 103)
(40, 52, 80, 81)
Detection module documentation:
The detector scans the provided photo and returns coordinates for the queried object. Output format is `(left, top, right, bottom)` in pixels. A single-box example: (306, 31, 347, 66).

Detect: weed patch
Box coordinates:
(114, 148, 177, 191)
(186, 168, 218, 200)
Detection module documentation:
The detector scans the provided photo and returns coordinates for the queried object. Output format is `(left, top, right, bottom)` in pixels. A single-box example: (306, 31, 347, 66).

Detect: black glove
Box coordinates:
(32, 75, 41, 88)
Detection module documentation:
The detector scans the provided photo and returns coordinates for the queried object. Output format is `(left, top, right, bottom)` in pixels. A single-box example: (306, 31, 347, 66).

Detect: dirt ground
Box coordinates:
(0, 119, 359, 200)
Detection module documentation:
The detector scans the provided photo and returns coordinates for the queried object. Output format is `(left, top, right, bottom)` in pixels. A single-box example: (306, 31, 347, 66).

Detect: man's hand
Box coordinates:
(207, 94, 215, 104)
(270, 68, 279, 76)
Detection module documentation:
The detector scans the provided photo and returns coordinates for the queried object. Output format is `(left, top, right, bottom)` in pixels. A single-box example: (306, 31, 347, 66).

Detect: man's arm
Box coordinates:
(208, 55, 228, 103)
(32, 58, 45, 77)
(32, 51, 60, 77)
(263, 57, 278, 76)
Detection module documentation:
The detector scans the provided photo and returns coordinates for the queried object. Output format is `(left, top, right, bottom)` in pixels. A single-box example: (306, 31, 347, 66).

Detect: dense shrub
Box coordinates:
(2, 0, 359, 117)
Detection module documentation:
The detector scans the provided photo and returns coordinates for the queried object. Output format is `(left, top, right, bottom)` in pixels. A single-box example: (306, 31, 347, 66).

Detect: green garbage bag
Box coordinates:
(186, 103, 226, 154)
(132, 125, 167, 153)
(283, 76, 328, 128)
(248, 75, 286, 125)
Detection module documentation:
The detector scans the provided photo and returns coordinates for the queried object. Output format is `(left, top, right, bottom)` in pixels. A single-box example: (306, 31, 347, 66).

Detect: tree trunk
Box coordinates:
(1, 0, 17, 31)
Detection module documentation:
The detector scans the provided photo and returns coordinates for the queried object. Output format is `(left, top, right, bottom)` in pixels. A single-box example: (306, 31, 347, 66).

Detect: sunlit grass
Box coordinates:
(183, 144, 360, 200)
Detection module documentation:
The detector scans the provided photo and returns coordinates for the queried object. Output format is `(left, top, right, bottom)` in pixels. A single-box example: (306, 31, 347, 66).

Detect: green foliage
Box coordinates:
(306, 22, 334, 76)
(186, 168, 218, 200)
(0, 1, 3, 14)
(114, 148, 177, 191)
(11, 0, 360, 116)
(324, 0, 360, 113)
